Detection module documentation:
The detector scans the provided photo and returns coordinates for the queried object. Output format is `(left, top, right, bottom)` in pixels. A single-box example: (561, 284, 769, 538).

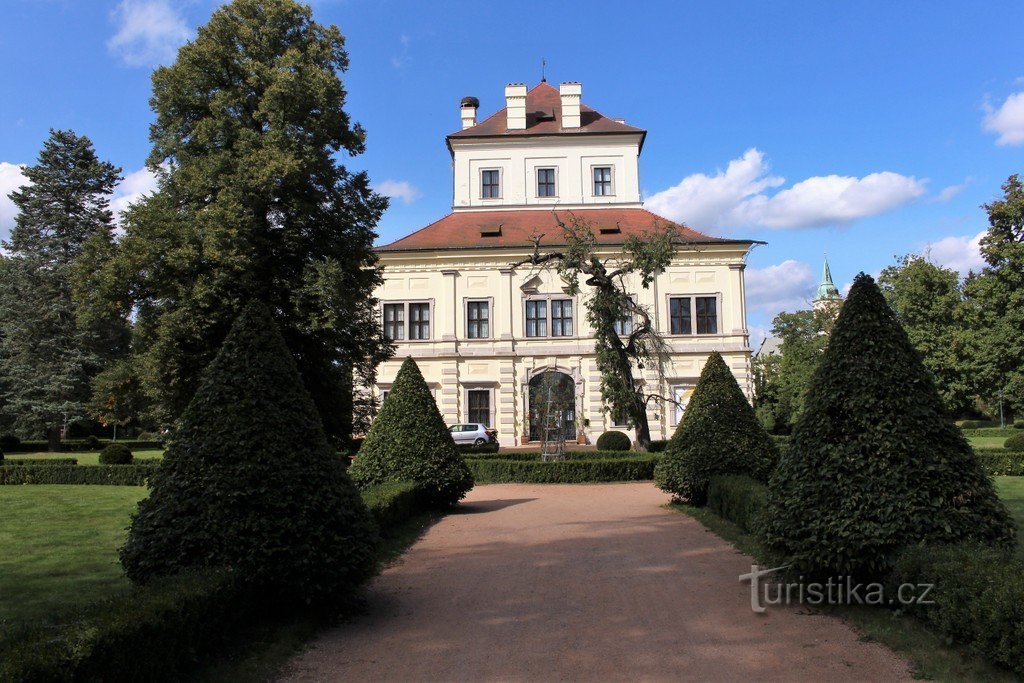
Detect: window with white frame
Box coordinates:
(466, 300, 489, 339)
(525, 300, 547, 337)
(467, 389, 491, 426)
(593, 166, 613, 196)
(551, 299, 573, 336)
(668, 296, 718, 335)
(481, 169, 500, 198)
(525, 298, 573, 337)
(671, 385, 696, 425)
(537, 168, 556, 197)
(613, 296, 635, 336)
(382, 302, 431, 341)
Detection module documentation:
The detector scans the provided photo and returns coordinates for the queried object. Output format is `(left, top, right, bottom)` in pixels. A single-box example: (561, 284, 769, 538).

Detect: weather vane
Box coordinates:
(541, 58, 546, 83)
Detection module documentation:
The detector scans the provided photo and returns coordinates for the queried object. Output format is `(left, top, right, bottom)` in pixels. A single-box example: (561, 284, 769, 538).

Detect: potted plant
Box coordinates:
(577, 417, 590, 444)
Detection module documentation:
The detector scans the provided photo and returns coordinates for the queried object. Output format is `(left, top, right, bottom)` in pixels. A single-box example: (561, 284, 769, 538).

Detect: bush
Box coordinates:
(99, 443, 134, 464)
(1005, 434, 1024, 452)
(647, 440, 669, 453)
(596, 431, 631, 451)
(2, 457, 79, 467)
(0, 464, 156, 485)
(456, 442, 499, 455)
(975, 449, 1024, 476)
(360, 481, 423, 533)
(0, 570, 261, 682)
(958, 419, 1000, 429)
(85, 435, 101, 449)
(121, 302, 379, 606)
(1016, 422, 1024, 430)
(0, 434, 20, 450)
(349, 357, 473, 507)
(892, 544, 1024, 675)
(707, 475, 768, 535)
(764, 275, 1015, 580)
(655, 352, 779, 505)
(468, 455, 659, 484)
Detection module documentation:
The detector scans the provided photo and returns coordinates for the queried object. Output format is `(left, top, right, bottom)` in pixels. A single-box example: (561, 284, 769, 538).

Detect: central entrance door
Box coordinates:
(528, 371, 576, 442)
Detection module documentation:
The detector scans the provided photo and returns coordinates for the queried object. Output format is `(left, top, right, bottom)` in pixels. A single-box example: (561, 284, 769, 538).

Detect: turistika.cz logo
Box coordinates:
(738, 564, 935, 613)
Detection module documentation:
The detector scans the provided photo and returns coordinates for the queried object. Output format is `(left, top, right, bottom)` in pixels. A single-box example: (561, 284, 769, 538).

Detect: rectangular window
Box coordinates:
(593, 166, 612, 196)
(467, 389, 491, 427)
(481, 169, 500, 198)
(525, 300, 547, 337)
(613, 296, 635, 336)
(408, 303, 430, 340)
(537, 168, 556, 197)
(696, 296, 718, 334)
(550, 299, 573, 337)
(383, 303, 405, 341)
(669, 297, 692, 335)
(467, 300, 489, 339)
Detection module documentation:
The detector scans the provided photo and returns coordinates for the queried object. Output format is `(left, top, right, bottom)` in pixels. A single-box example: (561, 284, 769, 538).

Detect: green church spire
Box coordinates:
(816, 256, 841, 301)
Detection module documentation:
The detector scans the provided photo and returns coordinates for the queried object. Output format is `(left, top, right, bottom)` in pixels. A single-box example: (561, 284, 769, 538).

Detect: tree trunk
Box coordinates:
(633, 396, 652, 452)
(47, 424, 61, 453)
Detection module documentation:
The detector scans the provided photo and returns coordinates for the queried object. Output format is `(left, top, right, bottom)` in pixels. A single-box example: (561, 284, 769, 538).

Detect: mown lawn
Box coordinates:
(0, 486, 146, 630)
(995, 476, 1024, 561)
(969, 436, 1015, 449)
(6, 449, 164, 466)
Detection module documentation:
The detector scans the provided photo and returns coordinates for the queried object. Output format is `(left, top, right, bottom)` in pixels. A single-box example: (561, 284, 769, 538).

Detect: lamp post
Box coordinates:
(998, 387, 1005, 429)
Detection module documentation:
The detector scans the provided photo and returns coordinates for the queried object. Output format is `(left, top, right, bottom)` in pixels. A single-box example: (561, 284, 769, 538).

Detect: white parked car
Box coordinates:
(449, 423, 497, 446)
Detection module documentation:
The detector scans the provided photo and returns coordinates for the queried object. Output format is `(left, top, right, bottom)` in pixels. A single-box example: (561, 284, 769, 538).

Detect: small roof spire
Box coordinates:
(541, 58, 546, 83)
(816, 254, 840, 301)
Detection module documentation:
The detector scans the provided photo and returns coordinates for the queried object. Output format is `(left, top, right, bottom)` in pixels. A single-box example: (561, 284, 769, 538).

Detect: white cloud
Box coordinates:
(111, 166, 160, 221)
(374, 179, 421, 205)
(931, 180, 969, 203)
(645, 148, 926, 231)
(391, 34, 411, 69)
(925, 230, 987, 275)
(0, 162, 28, 241)
(745, 259, 816, 315)
(108, 0, 191, 67)
(983, 92, 1024, 146)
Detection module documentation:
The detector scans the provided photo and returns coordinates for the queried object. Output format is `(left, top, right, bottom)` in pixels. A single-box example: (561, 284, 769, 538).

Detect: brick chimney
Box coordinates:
(505, 83, 527, 130)
(559, 82, 581, 129)
(460, 96, 479, 130)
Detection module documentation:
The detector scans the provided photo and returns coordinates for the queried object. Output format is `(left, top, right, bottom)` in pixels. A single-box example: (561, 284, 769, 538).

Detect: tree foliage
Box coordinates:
(763, 274, 1015, 580)
(654, 352, 778, 505)
(95, 0, 392, 442)
(121, 302, 378, 604)
(348, 357, 473, 507)
(0, 129, 124, 449)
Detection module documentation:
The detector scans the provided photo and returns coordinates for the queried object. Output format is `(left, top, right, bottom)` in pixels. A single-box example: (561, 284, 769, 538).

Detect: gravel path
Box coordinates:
(285, 483, 911, 682)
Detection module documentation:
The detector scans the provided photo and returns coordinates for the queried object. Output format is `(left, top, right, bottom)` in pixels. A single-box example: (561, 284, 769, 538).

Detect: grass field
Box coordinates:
(0, 486, 146, 630)
(6, 449, 164, 466)
(995, 476, 1024, 561)
(969, 436, 1016, 449)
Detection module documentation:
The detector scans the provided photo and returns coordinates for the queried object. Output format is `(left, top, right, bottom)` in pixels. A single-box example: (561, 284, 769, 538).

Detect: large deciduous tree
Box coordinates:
(0, 130, 122, 450)
(512, 214, 682, 451)
(878, 254, 971, 415)
(99, 0, 392, 442)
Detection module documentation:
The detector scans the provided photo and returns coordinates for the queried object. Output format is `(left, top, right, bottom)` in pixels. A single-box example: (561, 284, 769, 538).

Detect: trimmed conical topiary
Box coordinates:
(120, 302, 378, 604)
(654, 351, 779, 505)
(349, 357, 473, 506)
(764, 274, 1015, 579)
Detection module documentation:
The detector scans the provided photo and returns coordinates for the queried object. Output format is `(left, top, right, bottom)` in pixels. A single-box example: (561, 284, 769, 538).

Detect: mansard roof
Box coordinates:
(447, 82, 645, 141)
(376, 208, 755, 253)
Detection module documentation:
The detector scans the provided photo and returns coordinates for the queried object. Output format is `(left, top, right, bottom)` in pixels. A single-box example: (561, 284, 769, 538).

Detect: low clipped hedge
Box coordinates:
(958, 419, 1002, 429)
(596, 431, 631, 451)
(361, 481, 424, 532)
(892, 544, 1024, 675)
(961, 427, 1018, 439)
(467, 455, 659, 484)
(1005, 434, 1024, 452)
(0, 464, 158, 485)
(975, 449, 1024, 476)
(647, 440, 669, 453)
(455, 442, 499, 455)
(1, 439, 164, 454)
(706, 475, 767, 535)
(0, 570, 259, 682)
(2, 458, 79, 467)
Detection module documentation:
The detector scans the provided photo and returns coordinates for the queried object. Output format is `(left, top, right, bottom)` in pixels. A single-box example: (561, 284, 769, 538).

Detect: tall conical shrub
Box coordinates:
(349, 357, 473, 506)
(120, 302, 378, 604)
(763, 274, 1015, 579)
(655, 352, 778, 505)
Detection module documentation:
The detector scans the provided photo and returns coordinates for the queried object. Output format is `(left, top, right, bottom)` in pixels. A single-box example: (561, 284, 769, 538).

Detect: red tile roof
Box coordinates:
(448, 82, 645, 141)
(376, 208, 745, 253)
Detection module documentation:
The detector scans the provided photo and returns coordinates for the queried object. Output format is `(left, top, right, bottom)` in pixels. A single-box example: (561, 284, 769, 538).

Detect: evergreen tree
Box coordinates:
(349, 357, 473, 507)
(0, 130, 122, 450)
(121, 302, 378, 604)
(654, 352, 778, 505)
(97, 0, 392, 441)
(763, 274, 1015, 579)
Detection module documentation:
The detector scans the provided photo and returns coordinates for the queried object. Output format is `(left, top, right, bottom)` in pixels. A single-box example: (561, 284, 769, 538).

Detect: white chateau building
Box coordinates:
(373, 81, 760, 444)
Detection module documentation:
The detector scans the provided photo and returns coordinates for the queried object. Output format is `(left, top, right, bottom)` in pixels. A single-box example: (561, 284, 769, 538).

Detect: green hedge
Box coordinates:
(974, 449, 1024, 476)
(706, 475, 767, 535)
(467, 455, 659, 484)
(961, 427, 1019, 438)
(0, 570, 261, 682)
(0, 464, 158, 485)
(455, 442, 499, 455)
(892, 544, 1024, 675)
(461, 451, 540, 461)
(1006, 434, 1024, 452)
(2, 439, 164, 454)
(596, 431, 631, 451)
(2, 458, 79, 467)
(648, 440, 669, 453)
(360, 481, 424, 533)
(957, 419, 1002, 429)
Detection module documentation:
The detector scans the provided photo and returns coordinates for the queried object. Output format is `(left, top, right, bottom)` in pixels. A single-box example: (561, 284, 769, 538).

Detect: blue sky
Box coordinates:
(2, 0, 1023, 344)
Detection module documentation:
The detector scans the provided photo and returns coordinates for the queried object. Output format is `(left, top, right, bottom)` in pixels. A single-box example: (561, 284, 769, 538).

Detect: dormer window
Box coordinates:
(537, 168, 556, 197)
(481, 169, 501, 199)
(593, 166, 613, 196)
